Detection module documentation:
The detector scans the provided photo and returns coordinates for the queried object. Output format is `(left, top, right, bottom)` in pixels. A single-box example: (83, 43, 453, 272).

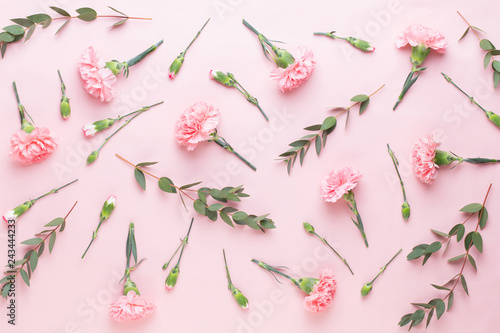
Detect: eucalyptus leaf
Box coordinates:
(315, 135, 322, 156)
(220, 211, 234, 227)
(478, 207, 488, 229)
(26, 14, 51, 24)
(76, 8, 97, 22)
(350, 94, 369, 102)
(11, 18, 34, 27)
(494, 71, 500, 88)
(468, 254, 477, 271)
(304, 124, 322, 131)
(472, 232, 483, 253)
(50, 6, 71, 17)
(460, 275, 469, 296)
(134, 168, 146, 190)
(21, 238, 43, 246)
(45, 217, 65, 227)
(3, 25, 25, 36)
(0, 32, 15, 43)
(158, 177, 176, 193)
(20, 269, 30, 287)
(25, 25, 35, 41)
(30, 251, 38, 272)
(458, 27, 469, 42)
(359, 99, 370, 114)
(484, 52, 492, 68)
(492, 60, 500, 72)
(55, 19, 70, 35)
(49, 232, 56, 253)
(480, 39, 495, 50)
(136, 161, 158, 167)
(193, 199, 206, 215)
(459, 203, 483, 213)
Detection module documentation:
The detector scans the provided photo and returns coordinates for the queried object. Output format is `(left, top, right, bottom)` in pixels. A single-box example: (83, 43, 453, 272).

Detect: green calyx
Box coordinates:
(410, 44, 431, 67)
(273, 47, 295, 68)
(86, 151, 99, 164)
(486, 111, 500, 127)
(402, 202, 411, 221)
(346, 37, 374, 52)
(165, 265, 180, 290)
(21, 118, 34, 134)
(13, 200, 35, 218)
(105, 60, 124, 76)
(361, 282, 373, 296)
(231, 286, 249, 309)
(303, 222, 315, 234)
(60, 97, 71, 120)
(123, 277, 140, 295)
(168, 54, 185, 78)
(434, 150, 462, 166)
(211, 70, 235, 87)
(293, 277, 319, 294)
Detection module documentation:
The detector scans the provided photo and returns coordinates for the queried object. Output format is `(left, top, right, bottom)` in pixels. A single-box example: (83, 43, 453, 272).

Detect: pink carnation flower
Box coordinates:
(108, 291, 156, 321)
(270, 47, 316, 92)
(321, 167, 362, 203)
(10, 127, 58, 165)
(78, 46, 116, 102)
(395, 24, 447, 53)
(412, 134, 440, 184)
(304, 269, 337, 313)
(174, 102, 220, 151)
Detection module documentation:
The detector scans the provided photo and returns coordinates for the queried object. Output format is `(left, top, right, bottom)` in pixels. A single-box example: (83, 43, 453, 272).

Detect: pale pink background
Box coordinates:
(1, 0, 499, 332)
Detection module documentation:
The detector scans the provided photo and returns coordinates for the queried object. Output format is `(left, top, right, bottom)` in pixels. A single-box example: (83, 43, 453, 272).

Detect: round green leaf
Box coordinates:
(158, 177, 176, 193)
(350, 94, 369, 102)
(480, 39, 495, 50)
(320, 116, 337, 131)
(3, 25, 25, 36)
(0, 32, 15, 43)
(76, 7, 97, 21)
(492, 60, 500, 72)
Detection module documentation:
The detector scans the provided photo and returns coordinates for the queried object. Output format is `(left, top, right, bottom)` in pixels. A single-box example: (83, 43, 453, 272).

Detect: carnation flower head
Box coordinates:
(304, 269, 337, 313)
(395, 24, 447, 53)
(10, 127, 58, 165)
(174, 102, 220, 150)
(78, 46, 116, 102)
(108, 290, 156, 321)
(270, 47, 316, 92)
(321, 167, 362, 203)
(412, 134, 440, 184)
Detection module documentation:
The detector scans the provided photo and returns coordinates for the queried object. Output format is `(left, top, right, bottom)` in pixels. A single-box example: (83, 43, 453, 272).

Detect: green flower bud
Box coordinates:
(295, 277, 319, 294)
(123, 277, 141, 295)
(60, 96, 71, 120)
(165, 265, 179, 290)
(402, 202, 410, 221)
(274, 48, 295, 69)
(87, 151, 99, 164)
(210, 70, 235, 87)
(346, 37, 375, 52)
(434, 150, 461, 166)
(303, 222, 315, 234)
(100, 195, 117, 221)
(231, 286, 249, 309)
(361, 282, 373, 296)
(105, 61, 122, 76)
(169, 54, 185, 79)
(486, 111, 500, 128)
(410, 44, 431, 67)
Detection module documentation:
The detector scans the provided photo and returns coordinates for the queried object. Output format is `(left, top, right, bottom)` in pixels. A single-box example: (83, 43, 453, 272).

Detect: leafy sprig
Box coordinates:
(1, 202, 77, 298)
(0, 6, 151, 58)
(457, 11, 500, 88)
(116, 154, 275, 232)
(278, 84, 384, 174)
(399, 184, 491, 330)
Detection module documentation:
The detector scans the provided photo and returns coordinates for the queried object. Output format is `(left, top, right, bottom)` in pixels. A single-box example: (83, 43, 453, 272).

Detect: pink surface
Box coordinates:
(1, 0, 499, 332)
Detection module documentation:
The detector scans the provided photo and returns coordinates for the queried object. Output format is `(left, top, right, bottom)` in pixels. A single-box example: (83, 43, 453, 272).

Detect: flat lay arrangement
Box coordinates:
(0, 1, 498, 332)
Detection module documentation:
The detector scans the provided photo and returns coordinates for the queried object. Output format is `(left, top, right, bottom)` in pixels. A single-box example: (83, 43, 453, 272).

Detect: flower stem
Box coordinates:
(223, 249, 233, 286)
(95, 102, 163, 154)
(441, 73, 489, 115)
(57, 69, 66, 97)
(393, 67, 422, 110)
(233, 79, 269, 121)
(313, 31, 346, 40)
(251, 259, 295, 283)
(314, 232, 354, 275)
(387, 144, 407, 201)
(175, 218, 194, 266)
(344, 191, 369, 247)
(212, 134, 257, 171)
(457, 11, 481, 41)
(371, 249, 402, 284)
(126, 40, 164, 68)
(183, 18, 210, 54)
(34, 179, 79, 201)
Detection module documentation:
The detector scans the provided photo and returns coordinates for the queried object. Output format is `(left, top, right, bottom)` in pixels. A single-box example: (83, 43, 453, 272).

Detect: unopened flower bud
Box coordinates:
(87, 151, 99, 164)
(486, 111, 500, 128)
(361, 282, 373, 296)
(3, 200, 34, 223)
(402, 202, 410, 221)
(274, 48, 295, 69)
(346, 37, 375, 52)
(231, 286, 249, 310)
(210, 70, 235, 87)
(303, 222, 315, 234)
(168, 54, 185, 79)
(82, 119, 116, 137)
(165, 265, 180, 290)
(100, 195, 117, 221)
(60, 96, 71, 120)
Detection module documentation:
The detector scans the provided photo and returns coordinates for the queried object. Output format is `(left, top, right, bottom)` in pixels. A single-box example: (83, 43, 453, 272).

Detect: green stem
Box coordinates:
(223, 249, 233, 286)
(387, 144, 407, 202)
(116, 109, 145, 121)
(314, 233, 354, 275)
(464, 157, 500, 164)
(371, 249, 402, 284)
(183, 18, 210, 54)
(96, 102, 163, 153)
(12, 81, 25, 124)
(82, 219, 104, 259)
(441, 73, 489, 115)
(34, 179, 79, 201)
(344, 191, 369, 247)
(176, 218, 194, 266)
(126, 40, 163, 68)
(313, 32, 346, 40)
(212, 135, 257, 171)
(251, 259, 296, 284)
(57, 70, 66, 97)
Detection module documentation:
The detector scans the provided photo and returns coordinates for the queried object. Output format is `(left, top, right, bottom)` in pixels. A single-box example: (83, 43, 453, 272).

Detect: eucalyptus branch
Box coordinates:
(400, 184, 491, 329)
(115, 154, 275, 232)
